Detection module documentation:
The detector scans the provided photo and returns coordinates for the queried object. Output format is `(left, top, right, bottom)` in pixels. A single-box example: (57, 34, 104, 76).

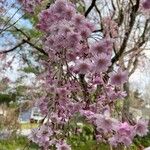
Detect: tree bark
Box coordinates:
(122, 81, 130, 122)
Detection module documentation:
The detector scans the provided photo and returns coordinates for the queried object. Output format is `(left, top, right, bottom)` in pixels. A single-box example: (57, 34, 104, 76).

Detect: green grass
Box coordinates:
(0, 123, 39, 150)
(0, 136, 38, 150)
(0, 136, 145, 150)
(0, 126, 149, 150)
(21, 123, 39, 129)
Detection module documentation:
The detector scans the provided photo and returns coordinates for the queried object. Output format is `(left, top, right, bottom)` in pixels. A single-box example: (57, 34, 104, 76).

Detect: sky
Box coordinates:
(0, 0, 34, 83)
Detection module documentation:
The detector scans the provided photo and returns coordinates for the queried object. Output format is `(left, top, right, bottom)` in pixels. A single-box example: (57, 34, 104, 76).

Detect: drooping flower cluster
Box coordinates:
(81, 110, 148, 146)
(37, 0, 94, 61)
(23, 0, 149, 149)
(28, 124, 53, 148)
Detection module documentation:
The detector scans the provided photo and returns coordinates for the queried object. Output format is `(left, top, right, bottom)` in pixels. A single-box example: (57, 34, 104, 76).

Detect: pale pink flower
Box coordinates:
(29, 125, 53, 149)
(28, 128, 39, 143)
(73, 14, 84, 26)
(94, 53, 111, 72)
(80, 29, 91, 38)
(90, 42, 105, 54)
(56, 141, 71, 150)
(142, 0, 150, 9)
(67, 32, 81, 49)
(135, 119, 148, 136)
(106, 86, 127, 101)
(57, 87, 69, 98)
(95, 111, 118, 132)
(80, 110, 95, 118)
(38, 97, 48, 115)
(22, 0, 43, 13)
(112, 122, 134, 146)
(117, 122, 133, 136)
(102, 38, 113, 55)
(92, 76, 102, 84)
(90, 39, 113, 55)
(83, 21, 95, 32)
(120, 136, 132, 146)
(54, 0, 67, 13)
(96, 115, 114, 132)
(108, 137, 118, 146)
(110, 69, 128, 86)
(50, 113, 62, 124)
(64, 6, 76, 20)
(74, 59, 92, 74)
(66, 52, 77, 61)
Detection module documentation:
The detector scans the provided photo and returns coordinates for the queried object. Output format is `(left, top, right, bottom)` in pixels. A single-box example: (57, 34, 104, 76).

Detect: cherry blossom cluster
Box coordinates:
(22, 0, 43, 13)
(37, 0, 95, 62)
(81, 110, 148, 146)
(22, 0, 149, 149)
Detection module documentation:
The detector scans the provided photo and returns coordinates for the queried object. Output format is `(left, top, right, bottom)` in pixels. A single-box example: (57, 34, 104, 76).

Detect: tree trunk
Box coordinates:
(122, 81, 130, 122)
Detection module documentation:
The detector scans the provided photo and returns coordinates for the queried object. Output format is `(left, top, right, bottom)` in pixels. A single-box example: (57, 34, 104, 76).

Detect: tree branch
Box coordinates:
(23, 39, 47, 56)
(84, 0, 96, 17)
(129, 57, 138, 76)
(0, 39, 47, 56)
(0, 41, 25, 54)
(111, 0, 140, 65)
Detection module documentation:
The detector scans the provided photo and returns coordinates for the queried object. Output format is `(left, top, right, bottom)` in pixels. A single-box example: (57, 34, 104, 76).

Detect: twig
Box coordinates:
(0, 41, 25, 54)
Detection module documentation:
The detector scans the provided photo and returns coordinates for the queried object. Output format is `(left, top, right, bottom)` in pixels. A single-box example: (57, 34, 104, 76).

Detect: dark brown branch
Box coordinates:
(0, 14, 24, 34)
(0, 39, 47, 56)
(23, 39, 47, 56)
(94, 4, 103, 32)
(1, 6, 22, 33)
(13, 26, 30, 40)
(111, 0, 140, 65)
(79, 74, 90, 108)
(0, 41, 25, 54)
(123, 18, 150, 56)
(84, 0, 96, 17)
(117, 9, 124, 26)
(10, 27, 47, 55)
(11, 27, 47, 55)
(92, 29, 103, 33)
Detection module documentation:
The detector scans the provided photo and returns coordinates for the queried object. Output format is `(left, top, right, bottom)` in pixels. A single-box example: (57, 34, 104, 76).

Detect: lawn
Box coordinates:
(0, 136, 39, 150)
(21, 123, 39, 129)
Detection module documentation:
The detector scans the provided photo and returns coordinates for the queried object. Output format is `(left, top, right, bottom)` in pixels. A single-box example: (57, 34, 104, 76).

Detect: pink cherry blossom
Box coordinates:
(22, 0, 43, 13)
(74, 59, 92, 74)
(135, 119, 149, 136)
(90, 39, 113, 56)
(109, 122, 134, 146)
(142, 0, 150, 9)
(90, 42, 106, 55)
(94, 53, 111, 72)
(56, 141, 71, 150)
(54, 0, 67, 14)
(110, 69, 128, 86)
